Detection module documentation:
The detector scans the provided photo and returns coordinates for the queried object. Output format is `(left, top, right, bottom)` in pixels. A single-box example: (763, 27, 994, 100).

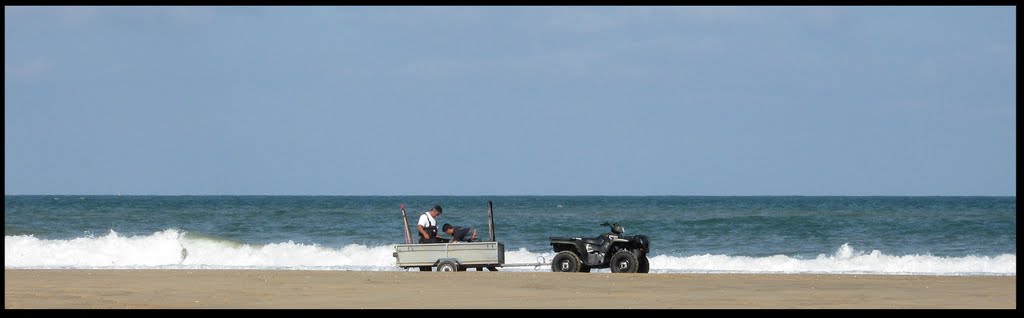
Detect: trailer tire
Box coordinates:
(551, 251, 583, 273)
(437, 261, 459, 272)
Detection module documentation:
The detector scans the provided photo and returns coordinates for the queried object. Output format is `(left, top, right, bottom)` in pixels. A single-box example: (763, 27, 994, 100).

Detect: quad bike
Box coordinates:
(548, 222, 651, 273)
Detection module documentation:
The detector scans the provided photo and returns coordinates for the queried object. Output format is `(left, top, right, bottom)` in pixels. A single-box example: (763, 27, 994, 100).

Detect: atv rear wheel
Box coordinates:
(609, 250, 639, 273)
(551, 251, 583, 272)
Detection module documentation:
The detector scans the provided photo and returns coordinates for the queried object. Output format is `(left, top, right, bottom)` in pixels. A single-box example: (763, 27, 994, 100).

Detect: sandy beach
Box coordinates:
(3, 269, 1015, 309)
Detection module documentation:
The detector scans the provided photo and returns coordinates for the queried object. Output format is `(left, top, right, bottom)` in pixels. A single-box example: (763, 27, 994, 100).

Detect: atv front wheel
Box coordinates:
(609, 250, 639, 273)
(551, 251, 583, 272)
(637, 255, 650, 273)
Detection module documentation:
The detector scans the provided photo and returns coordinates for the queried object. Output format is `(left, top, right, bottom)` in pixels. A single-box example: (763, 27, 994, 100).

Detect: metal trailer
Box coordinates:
(393, 241, 505, 271)
(393, 201, 547, 272)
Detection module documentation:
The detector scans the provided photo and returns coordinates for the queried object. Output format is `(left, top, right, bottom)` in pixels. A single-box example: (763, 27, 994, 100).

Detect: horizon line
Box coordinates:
(3, 193, 1017, 198)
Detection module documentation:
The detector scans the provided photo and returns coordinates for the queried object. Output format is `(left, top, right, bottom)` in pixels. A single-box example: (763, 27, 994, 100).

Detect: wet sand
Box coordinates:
(3, 269, 1015, 309)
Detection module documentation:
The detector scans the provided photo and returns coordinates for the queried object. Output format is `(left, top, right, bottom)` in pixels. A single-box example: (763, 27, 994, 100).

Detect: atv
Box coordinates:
(549, 222, 651, 273)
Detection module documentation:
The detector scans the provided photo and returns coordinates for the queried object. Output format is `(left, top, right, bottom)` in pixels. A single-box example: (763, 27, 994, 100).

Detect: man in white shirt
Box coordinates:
(416, 205, 448, 243)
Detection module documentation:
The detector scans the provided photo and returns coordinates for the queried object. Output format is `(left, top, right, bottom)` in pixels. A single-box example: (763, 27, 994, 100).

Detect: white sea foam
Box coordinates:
(5, 230, 1015, 275)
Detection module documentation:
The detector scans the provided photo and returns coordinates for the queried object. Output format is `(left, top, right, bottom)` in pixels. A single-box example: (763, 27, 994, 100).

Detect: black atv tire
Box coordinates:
(551, 251, 583, 272)
(437, 261, 458, 272)
(609, 250, 639, 273)
(418, 266, 432, 271)
(637, 255, 650, 273)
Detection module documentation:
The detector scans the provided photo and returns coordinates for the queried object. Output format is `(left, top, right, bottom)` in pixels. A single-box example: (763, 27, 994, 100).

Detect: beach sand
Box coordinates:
(3, 269, 1015, 309)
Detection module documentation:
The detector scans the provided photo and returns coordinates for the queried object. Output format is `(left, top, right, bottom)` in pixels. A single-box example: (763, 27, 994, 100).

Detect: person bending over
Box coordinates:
(442, 223, 478, 243)
(442, 223, 496, 271)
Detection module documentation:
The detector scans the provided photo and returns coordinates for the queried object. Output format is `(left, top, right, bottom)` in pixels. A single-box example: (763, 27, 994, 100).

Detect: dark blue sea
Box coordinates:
(4, 195, 1015, 275)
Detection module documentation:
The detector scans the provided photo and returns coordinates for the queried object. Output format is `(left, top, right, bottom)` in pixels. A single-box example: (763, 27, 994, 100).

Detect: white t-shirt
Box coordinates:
(417, 212, 436, 228)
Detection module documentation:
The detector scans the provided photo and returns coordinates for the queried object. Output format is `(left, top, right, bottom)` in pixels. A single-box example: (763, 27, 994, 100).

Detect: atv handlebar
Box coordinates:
(601, 221, 624, 234)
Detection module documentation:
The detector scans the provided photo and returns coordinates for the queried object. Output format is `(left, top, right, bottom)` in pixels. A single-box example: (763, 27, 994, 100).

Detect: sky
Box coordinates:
(4, 6, 1016, 196)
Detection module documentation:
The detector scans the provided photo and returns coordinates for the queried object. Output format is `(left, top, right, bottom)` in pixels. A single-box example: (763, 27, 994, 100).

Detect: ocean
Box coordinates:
(4, 195, 1015, 275)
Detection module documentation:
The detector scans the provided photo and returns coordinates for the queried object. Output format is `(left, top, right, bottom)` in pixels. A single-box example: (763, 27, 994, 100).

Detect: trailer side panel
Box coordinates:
(394, 242, 504, 267)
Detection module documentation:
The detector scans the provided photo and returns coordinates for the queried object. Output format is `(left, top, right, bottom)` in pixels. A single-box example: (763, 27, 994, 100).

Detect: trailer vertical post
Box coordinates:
(487, 200, 496, 242)
(400, 204, 412, 244)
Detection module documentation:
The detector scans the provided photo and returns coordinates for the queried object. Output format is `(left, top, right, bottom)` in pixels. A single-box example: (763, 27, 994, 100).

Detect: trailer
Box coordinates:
(393, 201, 547, 272)
(394, 241, 505, 271)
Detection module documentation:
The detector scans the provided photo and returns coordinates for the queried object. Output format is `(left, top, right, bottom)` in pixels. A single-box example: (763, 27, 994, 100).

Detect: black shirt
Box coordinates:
(451, 226, 475, 242)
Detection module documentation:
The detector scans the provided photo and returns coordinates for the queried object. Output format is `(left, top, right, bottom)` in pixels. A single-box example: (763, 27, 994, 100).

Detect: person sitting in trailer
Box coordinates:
(417, 205, 449, 244)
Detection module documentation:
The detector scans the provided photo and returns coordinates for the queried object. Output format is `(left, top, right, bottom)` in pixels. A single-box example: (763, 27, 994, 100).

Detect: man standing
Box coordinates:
(416, 205, 447, 243)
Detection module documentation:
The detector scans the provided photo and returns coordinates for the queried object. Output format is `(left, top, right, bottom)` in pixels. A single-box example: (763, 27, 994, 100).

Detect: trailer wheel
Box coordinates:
(609, 250, 639, 273)
(637, 255, 650, 273)
(551, 251, 582, 272)
(437, 261, 459, 272)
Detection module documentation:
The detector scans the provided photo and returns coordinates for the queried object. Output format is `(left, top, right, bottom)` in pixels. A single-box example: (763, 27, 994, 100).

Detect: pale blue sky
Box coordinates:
(4, 6, 1016, 196)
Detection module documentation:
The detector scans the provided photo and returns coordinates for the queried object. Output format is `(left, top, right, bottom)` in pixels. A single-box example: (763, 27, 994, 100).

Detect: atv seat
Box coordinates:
(582, 236, 606, 246)
(550, 236, 607, 246)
